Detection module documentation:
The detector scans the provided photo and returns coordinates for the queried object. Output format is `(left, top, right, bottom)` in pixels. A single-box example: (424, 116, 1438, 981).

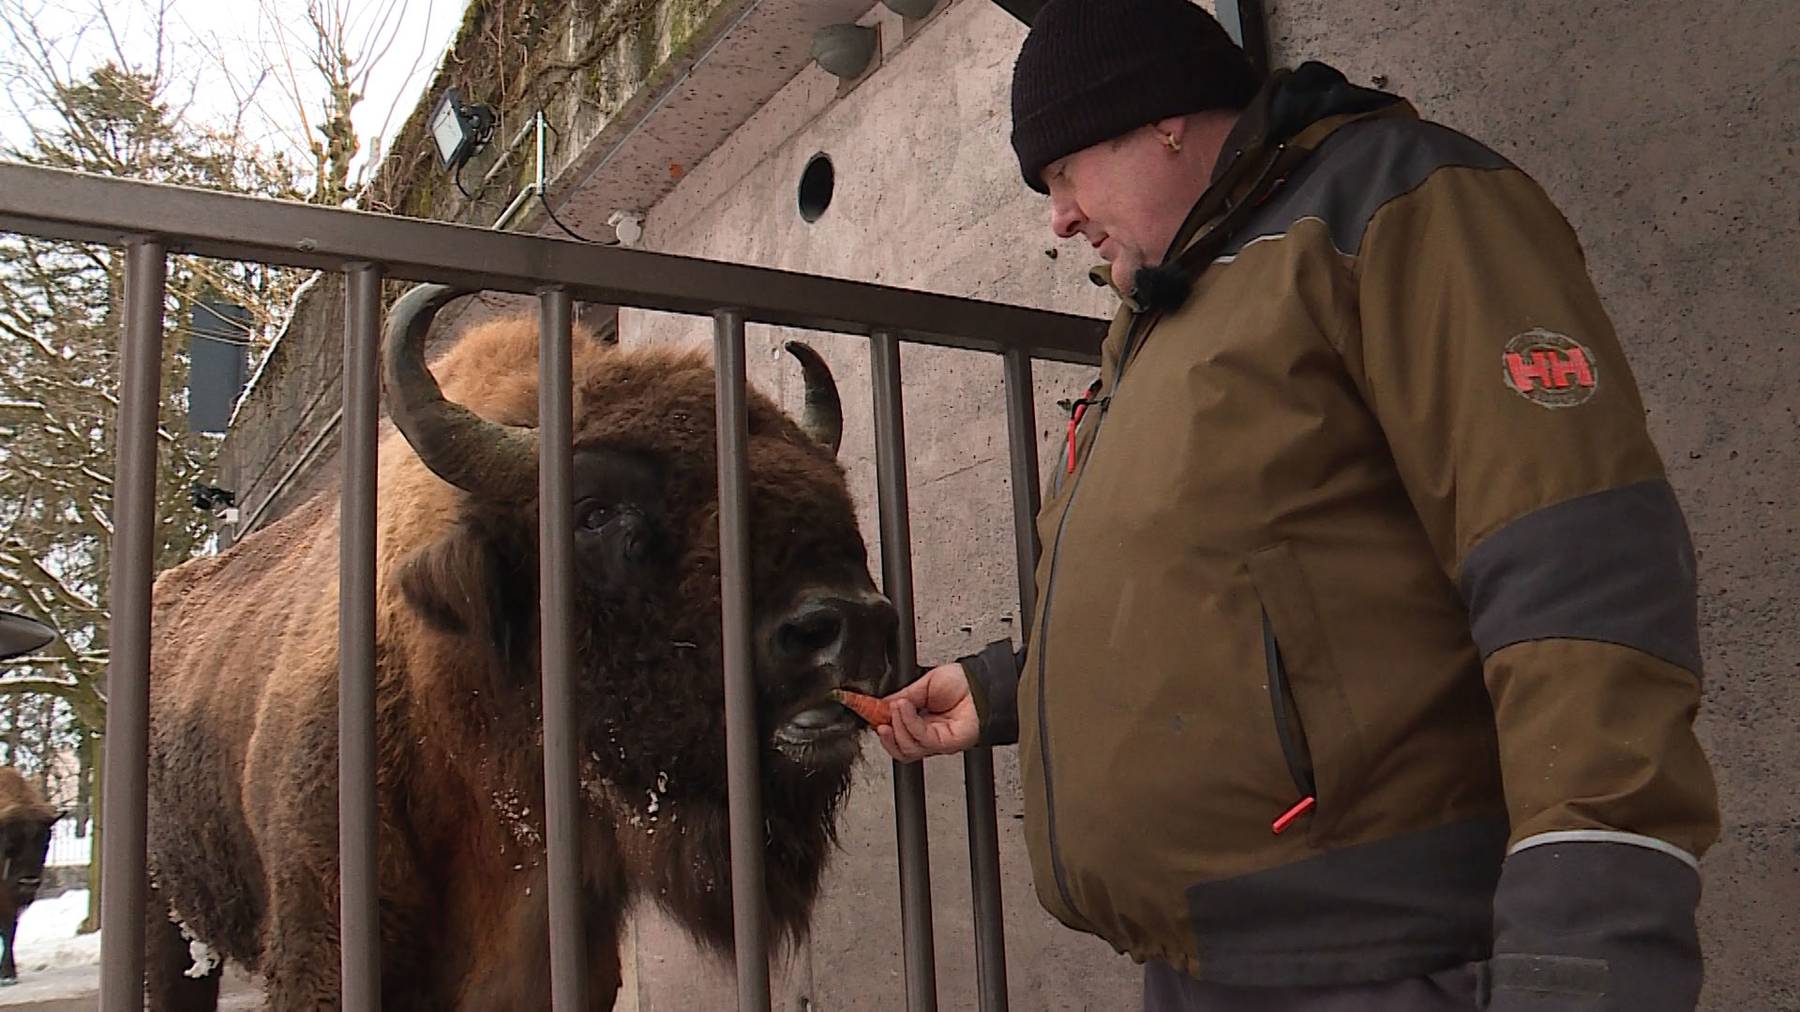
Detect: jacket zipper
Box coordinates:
(1032, 316, 1154, 929)
(1262, 611, 1317, 834)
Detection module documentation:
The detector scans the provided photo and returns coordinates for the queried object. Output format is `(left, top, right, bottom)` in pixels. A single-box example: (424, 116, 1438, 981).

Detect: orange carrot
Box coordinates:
(830, 689, 892, 728)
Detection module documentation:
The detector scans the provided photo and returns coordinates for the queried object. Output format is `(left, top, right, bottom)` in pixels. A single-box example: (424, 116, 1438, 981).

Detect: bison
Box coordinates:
(144, 285, 900, 1009)
(0, 766, 59, 985)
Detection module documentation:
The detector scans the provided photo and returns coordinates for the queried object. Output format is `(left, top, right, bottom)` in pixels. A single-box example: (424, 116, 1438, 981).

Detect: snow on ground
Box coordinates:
(42, 823, 91, 870)
(10, 891, 100, 975)
(0, 889, 260, 1007)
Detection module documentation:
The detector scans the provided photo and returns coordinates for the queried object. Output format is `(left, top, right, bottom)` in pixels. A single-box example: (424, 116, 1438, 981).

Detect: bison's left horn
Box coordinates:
(783, 341, 842, 457)
(383, 283, 540, 502)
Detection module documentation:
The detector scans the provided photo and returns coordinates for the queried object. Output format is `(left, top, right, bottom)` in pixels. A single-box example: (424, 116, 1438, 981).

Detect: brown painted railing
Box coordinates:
(0, 159, 1105, 1012)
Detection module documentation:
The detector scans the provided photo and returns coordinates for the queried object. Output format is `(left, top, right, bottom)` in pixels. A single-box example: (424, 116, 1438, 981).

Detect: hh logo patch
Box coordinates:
(1503, 329, 1598, 408)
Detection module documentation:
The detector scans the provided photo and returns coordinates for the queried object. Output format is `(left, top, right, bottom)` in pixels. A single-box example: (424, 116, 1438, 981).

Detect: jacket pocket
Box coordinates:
(1262, 608, 1318, 833)
(1248, 542, 1371, 845)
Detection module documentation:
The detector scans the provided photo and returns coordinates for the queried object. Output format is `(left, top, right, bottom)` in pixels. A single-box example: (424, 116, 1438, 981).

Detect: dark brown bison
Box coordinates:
(0, 766, 59, 985)
(144, 285, 898, 1009)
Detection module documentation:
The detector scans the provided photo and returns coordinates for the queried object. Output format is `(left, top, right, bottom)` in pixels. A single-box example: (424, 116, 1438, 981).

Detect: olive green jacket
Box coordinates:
(962, 63, 1718, 1010)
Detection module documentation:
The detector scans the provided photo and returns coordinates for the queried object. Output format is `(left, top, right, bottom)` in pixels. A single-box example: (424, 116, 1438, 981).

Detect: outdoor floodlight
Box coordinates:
(430, 87, 496, 171)
(191, 482, 237, 513)
(0, 610, 55, 661)
(811, 24, 878, 81)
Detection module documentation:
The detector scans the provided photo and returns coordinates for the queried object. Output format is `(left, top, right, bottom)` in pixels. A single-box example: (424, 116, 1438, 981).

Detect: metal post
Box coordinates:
(962, 749, 1008, 1010)
(99, 239, 165, 1012)
(538, 287, 588, 1010)
(1001, 350, 1044, 626)
(713, 308, 772, 1012)
(339, 263, 384, 1011)
(1216, 0, 1272, 81)
(870, 330, 939, 1012)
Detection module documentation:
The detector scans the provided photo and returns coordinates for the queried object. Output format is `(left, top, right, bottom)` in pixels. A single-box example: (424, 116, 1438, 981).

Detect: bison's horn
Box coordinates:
(782, 341, 842, 457)
(383, 283, 539, 502)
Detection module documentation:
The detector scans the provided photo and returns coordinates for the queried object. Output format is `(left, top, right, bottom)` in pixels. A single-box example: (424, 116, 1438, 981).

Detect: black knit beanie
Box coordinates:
(1011, 0, 1263, 193)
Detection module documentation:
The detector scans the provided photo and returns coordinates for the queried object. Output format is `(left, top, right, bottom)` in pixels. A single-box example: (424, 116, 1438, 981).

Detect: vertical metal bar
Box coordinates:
(339, 263, 384, 1011)
(713, 308, 772, 1012)
(1215, 0, 1272, 81)
(962, 748, 1008, 1011)
(538, 287, 587, 1011)
(870, 330, 939, 1012)
(958, 346, 1047, 1012)
(99, 239, 165, 1012)
(1001, 350, 1044, 628)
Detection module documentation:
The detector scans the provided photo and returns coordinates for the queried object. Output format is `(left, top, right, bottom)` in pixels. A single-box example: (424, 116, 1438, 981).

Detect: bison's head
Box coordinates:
(382, 285, 898, 814)
(1, 810, 58, 908)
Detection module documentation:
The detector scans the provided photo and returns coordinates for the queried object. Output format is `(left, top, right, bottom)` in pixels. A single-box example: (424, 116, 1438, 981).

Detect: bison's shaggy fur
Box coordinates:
(0, 767, 59, 983)
(145, 311, 891, 1009)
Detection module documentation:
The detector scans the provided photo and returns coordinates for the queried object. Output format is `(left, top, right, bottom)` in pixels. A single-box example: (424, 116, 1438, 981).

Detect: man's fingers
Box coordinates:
(888, 699, 924, 756)
(897, 695, 933, 746)
(875, 725, 917, 763)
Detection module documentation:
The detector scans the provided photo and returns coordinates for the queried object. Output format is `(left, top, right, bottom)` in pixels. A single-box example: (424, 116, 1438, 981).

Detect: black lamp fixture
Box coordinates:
(429, 87, 496, 172)
(0, 611, 55, 662)
(191, 482, 237, 513)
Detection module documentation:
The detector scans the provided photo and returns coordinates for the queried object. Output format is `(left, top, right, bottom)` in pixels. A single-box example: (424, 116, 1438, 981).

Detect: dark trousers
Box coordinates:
(1143, 960, 1482, 1012)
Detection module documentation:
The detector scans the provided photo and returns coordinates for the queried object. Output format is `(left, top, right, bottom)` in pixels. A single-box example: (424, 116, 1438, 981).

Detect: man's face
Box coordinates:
(1044, 125, 1189, 293)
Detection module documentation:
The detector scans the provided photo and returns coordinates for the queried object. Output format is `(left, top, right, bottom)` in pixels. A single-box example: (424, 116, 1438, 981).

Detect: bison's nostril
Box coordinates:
(777, 607, 846, 663)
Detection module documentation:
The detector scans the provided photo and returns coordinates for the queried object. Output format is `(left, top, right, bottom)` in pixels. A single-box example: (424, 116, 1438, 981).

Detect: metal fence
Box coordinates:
(0, 159, 1105, 1011)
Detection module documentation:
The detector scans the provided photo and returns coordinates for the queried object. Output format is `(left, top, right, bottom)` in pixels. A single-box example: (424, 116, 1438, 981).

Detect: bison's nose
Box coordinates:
(774, 603, 846, 666)
(770, 594, 897, 686)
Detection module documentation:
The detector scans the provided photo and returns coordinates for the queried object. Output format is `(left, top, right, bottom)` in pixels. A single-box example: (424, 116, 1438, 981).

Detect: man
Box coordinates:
(874, 1, 1721, 1009)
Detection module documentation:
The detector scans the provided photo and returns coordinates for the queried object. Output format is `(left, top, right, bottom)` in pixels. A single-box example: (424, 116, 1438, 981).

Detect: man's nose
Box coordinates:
(1049, 197, 1083, 240)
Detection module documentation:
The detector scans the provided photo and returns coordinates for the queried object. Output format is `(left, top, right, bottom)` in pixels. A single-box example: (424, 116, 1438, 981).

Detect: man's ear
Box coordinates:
(1154, 115, 1188, 146)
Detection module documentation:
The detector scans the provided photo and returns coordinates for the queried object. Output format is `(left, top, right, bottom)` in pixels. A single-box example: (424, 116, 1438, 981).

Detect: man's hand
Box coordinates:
(875, 662, 981, 762)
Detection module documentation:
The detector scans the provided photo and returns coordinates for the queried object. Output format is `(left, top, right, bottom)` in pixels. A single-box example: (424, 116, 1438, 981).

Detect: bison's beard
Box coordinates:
(562, 585, 866, 951)
(628, 736, 858, 954)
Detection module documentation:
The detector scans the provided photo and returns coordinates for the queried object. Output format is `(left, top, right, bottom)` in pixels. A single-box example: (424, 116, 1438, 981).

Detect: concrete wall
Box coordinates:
(612, 0, 1799, 1008)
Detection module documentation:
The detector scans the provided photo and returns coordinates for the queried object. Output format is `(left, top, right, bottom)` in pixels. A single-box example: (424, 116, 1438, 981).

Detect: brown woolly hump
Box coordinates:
(0, 767, 57, 824)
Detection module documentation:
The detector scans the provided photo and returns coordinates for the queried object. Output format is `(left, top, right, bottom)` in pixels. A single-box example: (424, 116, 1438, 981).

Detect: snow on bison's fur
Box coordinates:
(144, 285, 899, 1009)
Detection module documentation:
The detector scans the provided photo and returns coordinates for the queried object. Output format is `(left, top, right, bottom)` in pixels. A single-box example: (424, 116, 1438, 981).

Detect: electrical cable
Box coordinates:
(537, 189, 616, 245)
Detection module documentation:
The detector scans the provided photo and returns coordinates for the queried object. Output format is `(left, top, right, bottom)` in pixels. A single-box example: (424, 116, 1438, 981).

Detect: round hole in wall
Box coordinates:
(798, 153, 834, 223)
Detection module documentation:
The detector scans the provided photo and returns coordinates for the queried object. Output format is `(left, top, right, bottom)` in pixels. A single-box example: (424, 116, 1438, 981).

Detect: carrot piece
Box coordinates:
(830, 689, 892, 728)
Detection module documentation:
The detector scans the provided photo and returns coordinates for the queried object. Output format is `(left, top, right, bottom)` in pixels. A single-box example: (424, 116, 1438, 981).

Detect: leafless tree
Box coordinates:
(0, 0, 421, 929)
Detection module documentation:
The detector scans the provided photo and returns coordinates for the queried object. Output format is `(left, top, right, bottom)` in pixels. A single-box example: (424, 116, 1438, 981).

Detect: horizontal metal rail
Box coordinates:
(0, 157, 1106, 1012)
(0, 161, 1104, 365)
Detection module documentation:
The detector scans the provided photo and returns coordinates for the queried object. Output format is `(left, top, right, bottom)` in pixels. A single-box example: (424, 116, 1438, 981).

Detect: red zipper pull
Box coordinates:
(1066, 401, 1091, 475)
(1272, 795, 1315, 834)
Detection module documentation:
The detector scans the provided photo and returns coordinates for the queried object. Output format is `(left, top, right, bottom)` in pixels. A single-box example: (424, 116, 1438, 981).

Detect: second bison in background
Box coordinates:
(0, 767, 59, 986)
(145, 286, 899, 1009)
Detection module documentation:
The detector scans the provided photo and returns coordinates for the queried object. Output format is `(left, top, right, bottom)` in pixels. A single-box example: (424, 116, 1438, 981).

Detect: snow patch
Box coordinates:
(179, 922, 221, 978)
(12, 889, 101, 973)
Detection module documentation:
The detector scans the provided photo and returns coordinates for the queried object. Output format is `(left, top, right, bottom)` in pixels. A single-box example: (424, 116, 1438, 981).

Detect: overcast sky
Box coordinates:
(2, 0, 467, 188)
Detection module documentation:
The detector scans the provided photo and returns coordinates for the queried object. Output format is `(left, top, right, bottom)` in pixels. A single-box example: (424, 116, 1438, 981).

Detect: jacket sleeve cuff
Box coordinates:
(958, 638, 1023, 747)
(1484, 834, 1702, 1012)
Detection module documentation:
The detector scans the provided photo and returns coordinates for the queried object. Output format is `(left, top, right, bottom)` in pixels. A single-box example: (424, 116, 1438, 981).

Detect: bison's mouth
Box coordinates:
(772, 700, 864, 763)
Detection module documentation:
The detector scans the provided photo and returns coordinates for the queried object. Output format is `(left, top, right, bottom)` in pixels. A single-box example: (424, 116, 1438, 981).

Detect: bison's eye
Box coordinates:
(579, 502, 616, 531)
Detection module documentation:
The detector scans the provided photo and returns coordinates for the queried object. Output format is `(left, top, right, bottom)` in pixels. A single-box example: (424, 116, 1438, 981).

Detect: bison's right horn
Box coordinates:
(782, 341, 843, 457)
(383, 283, 539, 502)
